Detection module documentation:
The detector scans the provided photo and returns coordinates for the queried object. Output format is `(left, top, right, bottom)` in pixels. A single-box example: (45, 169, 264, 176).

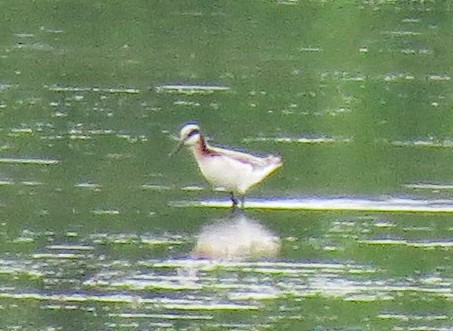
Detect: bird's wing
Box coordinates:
(210, 146, 282, 168)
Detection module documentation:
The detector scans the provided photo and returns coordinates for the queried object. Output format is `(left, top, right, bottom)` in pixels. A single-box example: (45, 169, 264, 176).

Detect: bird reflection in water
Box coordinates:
(191, 209, 281, 260)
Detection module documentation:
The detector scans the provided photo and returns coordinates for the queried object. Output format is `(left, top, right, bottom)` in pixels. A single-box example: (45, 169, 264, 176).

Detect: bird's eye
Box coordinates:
(187, 129, 199, 138)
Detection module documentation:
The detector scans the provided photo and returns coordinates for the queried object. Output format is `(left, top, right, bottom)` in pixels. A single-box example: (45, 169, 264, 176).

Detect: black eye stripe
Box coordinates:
(187, 129, 200, 138)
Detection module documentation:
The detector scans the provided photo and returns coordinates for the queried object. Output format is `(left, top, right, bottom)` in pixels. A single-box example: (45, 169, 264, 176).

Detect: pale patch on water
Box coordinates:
(358, 238, 453, 249)
(21, 180, 43, 186)
(10, 127, 33, 135)
(89, 233, 184, 246)
(0, 259, 44, 278)
(0, 157, 59, 165)
(91, 209, 120, 216)
(405, 182, 453, 191)
(408, 241, 453, 248)
(75, 182, 102, 191)
(32, 252, 90, 259)
(382, 73, 417, 82)
(140, 184, 172, 191)
(182, 185, 204, 191)
(299, 46, 322, 52)
(0, 179, 44, 187)
(383, 30, 422, 36)
(46, 245, 94, 251)
(392, 138, 453, 148)
(277, 0, 300, 6)
(13, 42, 54, 51)
(427, 74, 451, 81)
(243, 136, 351, 144)
(68, 128, 91, 140)
(155, 84, 231, 95)
(47, 85, 140, 94)
(173, 100, 201, 107)
(245, 136, 453, 148)
(357, 239, 410, 246)
(379, 313, 448, 322)
(109, 312, 213, 321)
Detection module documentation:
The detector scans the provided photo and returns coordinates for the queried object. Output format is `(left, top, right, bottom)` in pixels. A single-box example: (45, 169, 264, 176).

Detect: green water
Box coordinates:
(1, 1, 453, 330)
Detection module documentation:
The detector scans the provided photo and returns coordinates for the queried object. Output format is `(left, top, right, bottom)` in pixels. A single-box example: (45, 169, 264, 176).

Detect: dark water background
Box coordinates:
(1, 1, 453, 330)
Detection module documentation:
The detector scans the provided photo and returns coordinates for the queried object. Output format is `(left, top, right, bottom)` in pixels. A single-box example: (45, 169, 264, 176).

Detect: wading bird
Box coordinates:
(171, 123, 282, 207)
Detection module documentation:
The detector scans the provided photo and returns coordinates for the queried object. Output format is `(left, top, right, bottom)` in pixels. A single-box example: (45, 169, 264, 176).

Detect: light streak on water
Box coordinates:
(0, 158, 59, 165)
(171, 196, 453, 213)
(242, 136, 352, 144)
(155, 84, 231, 95)
(47, 85, 140, 94)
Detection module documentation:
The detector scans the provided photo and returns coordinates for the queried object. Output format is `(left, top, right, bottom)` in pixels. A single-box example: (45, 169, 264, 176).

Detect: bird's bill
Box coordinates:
(169, 140, 184, 157)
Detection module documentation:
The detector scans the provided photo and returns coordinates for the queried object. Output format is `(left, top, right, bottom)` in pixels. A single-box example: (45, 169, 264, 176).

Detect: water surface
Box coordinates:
(1, 1, 453, 330)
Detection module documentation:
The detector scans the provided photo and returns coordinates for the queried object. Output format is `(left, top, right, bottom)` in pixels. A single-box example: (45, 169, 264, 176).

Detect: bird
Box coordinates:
(171, 122, 282, 207)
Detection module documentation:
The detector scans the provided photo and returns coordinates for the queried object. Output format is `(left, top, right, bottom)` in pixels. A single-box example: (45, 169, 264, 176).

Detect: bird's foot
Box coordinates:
(230, 193, 245, 209)
(230, 192, 239, 207)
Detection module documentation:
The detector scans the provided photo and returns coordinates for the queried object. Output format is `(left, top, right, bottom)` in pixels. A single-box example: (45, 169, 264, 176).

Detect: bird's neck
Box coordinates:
(192, 135, 218, 157)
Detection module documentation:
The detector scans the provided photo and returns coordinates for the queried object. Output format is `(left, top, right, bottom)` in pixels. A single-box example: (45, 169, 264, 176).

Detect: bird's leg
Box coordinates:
(239, 195, 245, 209)
(230, 192, 239, 207)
